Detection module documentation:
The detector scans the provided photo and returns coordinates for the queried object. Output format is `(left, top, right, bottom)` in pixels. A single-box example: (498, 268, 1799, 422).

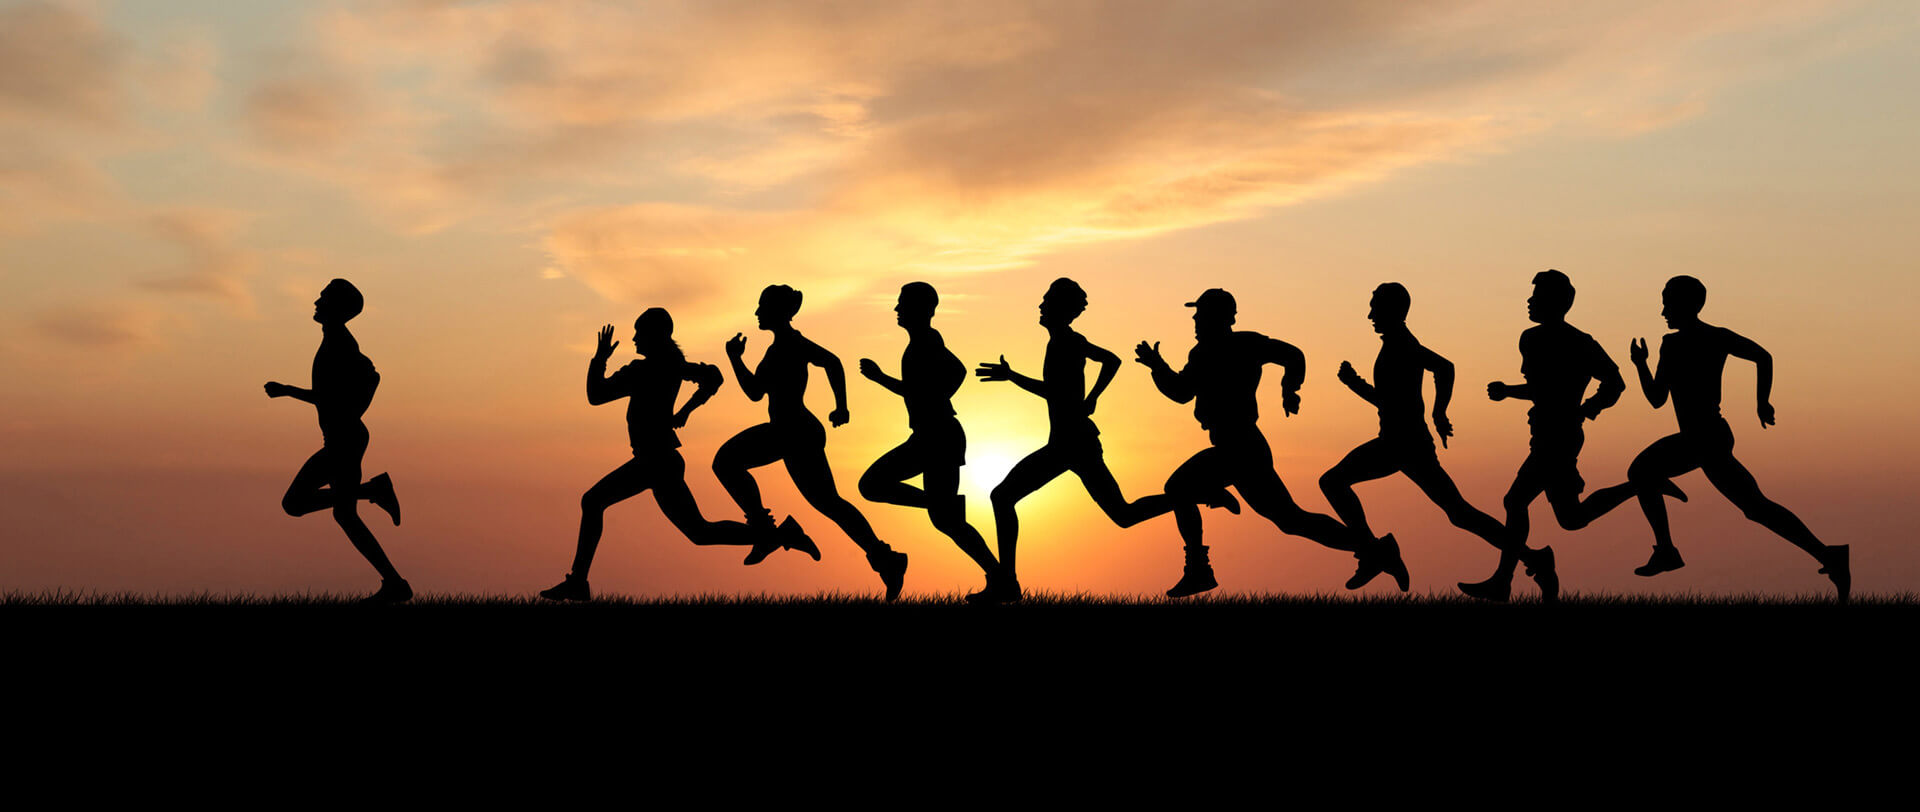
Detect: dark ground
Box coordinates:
(8, 591, 1912, 795)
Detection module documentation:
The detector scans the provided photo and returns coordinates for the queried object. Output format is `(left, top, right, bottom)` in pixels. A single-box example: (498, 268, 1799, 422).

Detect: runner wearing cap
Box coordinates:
(1135, 288, 1403, 597)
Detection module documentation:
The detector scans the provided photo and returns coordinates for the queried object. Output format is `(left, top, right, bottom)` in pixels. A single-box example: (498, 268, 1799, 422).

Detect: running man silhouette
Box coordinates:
(1461, 270, 1655, 602)
(1134, 289, 1401, 598)
(264, 279, 409, 603)
(714, 284, 911, 601)
(540, 310, 801, 602)
(1620, 275, 1849, 599)
(1319, 283, 1508, 591)
(974, 278, 1172, 603)
(857, 282, 1002, 597)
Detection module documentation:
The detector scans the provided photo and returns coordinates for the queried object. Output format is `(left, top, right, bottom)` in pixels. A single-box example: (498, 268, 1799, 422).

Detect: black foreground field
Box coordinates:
(10, 590, 1916, 783)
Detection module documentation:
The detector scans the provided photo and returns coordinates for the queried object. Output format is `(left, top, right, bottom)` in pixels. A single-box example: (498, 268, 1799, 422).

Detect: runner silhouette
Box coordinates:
(1620, 275, 1849, 600)
(974, 278, 1172, 603)
(264, 279, 409, 603)
(540, 310, 797, 602)
(857, 283, 1002, 597)
(1134, 289, 1402, 598)
(1318, 283, 1507, 591)
(713, 284, 910, 600)
(1461, 270, 1653, 602)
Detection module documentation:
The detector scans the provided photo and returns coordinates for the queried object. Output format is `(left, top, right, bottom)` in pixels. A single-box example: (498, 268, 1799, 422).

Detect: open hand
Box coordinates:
(1758, 401, 1775, 428)
(726, 332, 747, 357)
(594, 324, 619, 360)
(976, 355, 1012, 382)
(1434, 411, 1453, 449)
(1133, 340, 1163, 369)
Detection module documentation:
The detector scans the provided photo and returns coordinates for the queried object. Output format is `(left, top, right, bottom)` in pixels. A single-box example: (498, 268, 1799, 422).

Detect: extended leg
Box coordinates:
(570, 459, 652, 579)
(988, 446, 1072, 577)
(1402, 455, 1507, 551)
(923, 462, 998, 575)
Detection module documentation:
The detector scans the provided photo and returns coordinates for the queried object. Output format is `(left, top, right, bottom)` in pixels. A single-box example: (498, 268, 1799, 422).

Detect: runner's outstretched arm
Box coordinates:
(976, 355, 1046, 398)
(1135, 341, 1192, 404)
(858, 357, 905, 397)
(1337, 361, 1378, 405)
(587, 324, 625, 405)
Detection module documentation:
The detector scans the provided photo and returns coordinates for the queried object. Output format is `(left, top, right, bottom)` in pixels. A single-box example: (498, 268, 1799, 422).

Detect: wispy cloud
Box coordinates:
(135, 208, 259, 314)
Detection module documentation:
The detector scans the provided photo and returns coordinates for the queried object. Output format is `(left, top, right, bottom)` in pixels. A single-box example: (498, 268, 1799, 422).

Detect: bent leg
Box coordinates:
(712, 423, 784, 525)
(282, 448, 337, 517)
(858, 440, 929, 508)
(572, 458, 653, 578)
(653, 479, 759, 548)
(1164, 449, 1229, 549)
(1318, 439, 1404, 541)
(1075, 453, 1174, 530)
(326, 442, 400, 581)
(1239, 470, 1362, 554)
(1627, 434, 1700, 551)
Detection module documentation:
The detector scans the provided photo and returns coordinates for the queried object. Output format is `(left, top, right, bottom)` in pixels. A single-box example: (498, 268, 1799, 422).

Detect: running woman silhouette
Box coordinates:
(1135, 289, 1401, 597)
(1620, 275, 1849, 599)
(857, 282, 1002, 597)
(264, 279, 409, 603)
(540, 309, 801, 602)
(974, 278, 1172, 603)
(1319, 283, 1509, 591)
(714, 284, 910, 601)
(1461, 270, 1655, 602)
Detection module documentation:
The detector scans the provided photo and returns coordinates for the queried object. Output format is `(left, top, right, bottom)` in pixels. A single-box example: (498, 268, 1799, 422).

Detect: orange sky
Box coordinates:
(4, 0, 1918, 598)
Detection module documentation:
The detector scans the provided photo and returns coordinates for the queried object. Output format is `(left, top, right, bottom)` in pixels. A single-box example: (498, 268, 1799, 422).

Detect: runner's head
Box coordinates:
(314, 279, 363, 325)
(756, 284, 803, 331)
(1039, 277, 1087, 327)
(896, 281, 937, 329)
(1529, 269, 1575, 324)
(1186, 288, 1236, 338)
(1369, 283, 1410, 333)
(633, 307, 681, 359)
(1662, 275, 1706, 327)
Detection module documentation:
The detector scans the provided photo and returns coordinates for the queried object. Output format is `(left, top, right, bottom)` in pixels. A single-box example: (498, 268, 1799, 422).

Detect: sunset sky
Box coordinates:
(4, 0, 1917, 598)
